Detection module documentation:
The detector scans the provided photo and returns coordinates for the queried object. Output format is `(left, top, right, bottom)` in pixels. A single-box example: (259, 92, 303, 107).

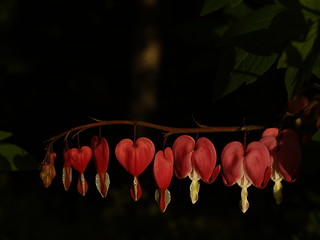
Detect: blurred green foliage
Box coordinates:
(0, 131, 38, 171)
(198, 0, 320, 100)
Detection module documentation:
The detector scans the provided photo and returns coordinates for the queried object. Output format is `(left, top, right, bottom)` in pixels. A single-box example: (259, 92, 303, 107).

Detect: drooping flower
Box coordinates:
(287, 95, 310, 116)
(62, 148, 72, 191)
(153, 147, 174, 212)
(91, 135, 110, 198)
(260, 128, 301, 204)
(70, 146, 92, 196)
(221, 141, 272, 213)
(172, 135, 220, 204)
(115, 137, 155, 201)
(40, 151, 57, 188)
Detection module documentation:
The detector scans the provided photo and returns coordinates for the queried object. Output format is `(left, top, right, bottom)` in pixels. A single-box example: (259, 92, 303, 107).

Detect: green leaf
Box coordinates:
(0, 142, 39, 171)
(222, 4, 285, 41)
(0, 130, 13, 141)
(213, 46, 279, 100)
(278, 19, 318, 68)
(225, 6, 308, 56)
(229, 0, 242, 8)
(280, 19, 320, 99)
(312, 131, 320, 142)
(299, 0, 320, 19)
(200, 0, 230, 16)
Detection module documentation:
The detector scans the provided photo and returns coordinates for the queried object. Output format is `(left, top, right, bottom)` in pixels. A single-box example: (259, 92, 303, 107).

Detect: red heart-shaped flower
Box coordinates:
(91, 136, 110, 173)
(153, 147, 174, 190)
(115, 137, 155, 201)
(172, 135, 194, 179)
(192, 137, 220, 183)
(221, 141, 271, 188)
(69, 146, 92, 196)
(115, 137, 155, 177)
(70, 146, 92, 173)
(260, 128, 301, 182)
(173, 135, 220, 183)
(62, 148, 73, 191)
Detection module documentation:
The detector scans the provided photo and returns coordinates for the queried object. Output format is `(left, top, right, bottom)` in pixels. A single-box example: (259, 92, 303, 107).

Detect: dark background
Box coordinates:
(0, 1, 319, 239)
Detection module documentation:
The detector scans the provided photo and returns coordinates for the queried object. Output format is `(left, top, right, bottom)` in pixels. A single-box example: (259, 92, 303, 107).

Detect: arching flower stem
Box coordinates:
(46, 120, 266, 146)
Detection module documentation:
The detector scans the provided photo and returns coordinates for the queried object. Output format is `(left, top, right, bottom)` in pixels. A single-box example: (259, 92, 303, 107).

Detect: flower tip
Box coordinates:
(240, 200, 249, 213)
(62, 166, 72, 191)
(190, 180, 200, 204)
(130, 176, 142, 201)
(95, 172, 110, 198)
(273, 180, 283, 205)
(40, 163, 56, 188)
(155, 189, 171, 213)
(240, 187, 249, 213)
(77, 173, 88, 196)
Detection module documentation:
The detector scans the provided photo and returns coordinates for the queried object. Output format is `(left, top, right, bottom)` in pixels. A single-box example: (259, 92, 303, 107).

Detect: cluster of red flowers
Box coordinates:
(40, 127, 301, 213)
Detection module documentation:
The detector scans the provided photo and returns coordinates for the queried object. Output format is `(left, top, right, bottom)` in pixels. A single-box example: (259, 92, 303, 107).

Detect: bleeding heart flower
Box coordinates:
(91, 136, 110, 198)
(70, 146, 92, 196)
(260, 127, 301, 204)
(153, 147, 174, 212)
(62, 148, 72, 191)
(115, 137, 155, 201)
(172, 135, 220, 204)
(221, 141, 272, 213)
(40, 152, 56, 188)
(287, 95, 309, 116)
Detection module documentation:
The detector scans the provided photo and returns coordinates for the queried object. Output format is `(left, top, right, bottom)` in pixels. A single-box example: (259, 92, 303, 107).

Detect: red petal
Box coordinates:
(172, 135, 194, 179)
(62, 149, 73, 191)
(209, 165, 221, 183)
(259, 136, 277, 164)
(281, 128, 300, 142)
(115, 137, 155, 176)
(192, 137, 219, 183)
(91, 136, 110, 173)
(95, 172, 110, 198)
(287, 95, 309, 115)
(63, 149, 72, 167)
(244, 142, 272, 188)
(261, 129, 301, 182)
(261, 128, 279, 138)
(62, 166, 72, 191)
(276, 129, 301, 182)
(70, 146, 92, 173)
(153, 147, 174, 189)
(155, 189, 171, 213)
(221, 141, 245, 186)
(49, 152, 56, 164)
(77, 173, 88, 196)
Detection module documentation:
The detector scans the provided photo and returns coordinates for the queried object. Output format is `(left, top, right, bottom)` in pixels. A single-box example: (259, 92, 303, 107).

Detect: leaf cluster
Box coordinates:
(194, 0, 320, 100)
(0, 130, 38, 171)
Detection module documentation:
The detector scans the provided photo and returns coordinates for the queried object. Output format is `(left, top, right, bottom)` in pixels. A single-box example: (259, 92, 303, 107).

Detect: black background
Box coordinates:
(0, 1, 319, 240)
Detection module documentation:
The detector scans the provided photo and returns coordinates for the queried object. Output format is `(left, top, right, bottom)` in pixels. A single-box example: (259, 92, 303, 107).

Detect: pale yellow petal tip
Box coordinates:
(155, 189, 171, 213)
(95, 172, 110, 198)
(240, 187, 249, 213)
(240, 199, 249, 213)
(273, 181, 283, 205)
(190, 180, 200, 204)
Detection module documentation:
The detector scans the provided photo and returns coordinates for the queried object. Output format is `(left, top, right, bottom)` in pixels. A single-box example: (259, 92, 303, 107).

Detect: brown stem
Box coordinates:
(47, 120, 266, 145)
